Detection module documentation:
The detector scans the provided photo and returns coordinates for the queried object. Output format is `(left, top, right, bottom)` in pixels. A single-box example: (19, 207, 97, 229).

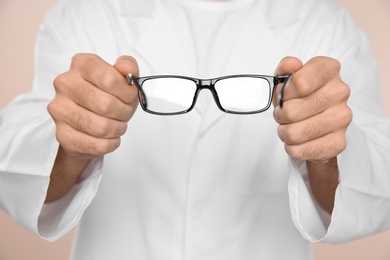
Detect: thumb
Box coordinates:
(274, 56, 303, 76)
(272, 57, 303, 107)
(114, 55, 140, 78)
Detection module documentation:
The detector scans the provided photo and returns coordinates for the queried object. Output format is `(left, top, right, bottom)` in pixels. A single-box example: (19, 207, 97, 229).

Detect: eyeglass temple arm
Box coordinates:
(126, 73, 149, 107)
(275, 74, 293, 109)
(126, 73, 143, 93)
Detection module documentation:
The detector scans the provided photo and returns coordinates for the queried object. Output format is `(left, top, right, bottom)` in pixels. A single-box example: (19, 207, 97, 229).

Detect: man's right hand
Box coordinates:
(45, 54, 139, 202)
(48, 54, 139, 160)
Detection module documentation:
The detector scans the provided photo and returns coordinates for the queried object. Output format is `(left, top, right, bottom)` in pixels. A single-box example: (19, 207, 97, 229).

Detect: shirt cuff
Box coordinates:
(37, 157, 103, 241)
(288, 158, 332, 242)
(289, 122, 390, 243)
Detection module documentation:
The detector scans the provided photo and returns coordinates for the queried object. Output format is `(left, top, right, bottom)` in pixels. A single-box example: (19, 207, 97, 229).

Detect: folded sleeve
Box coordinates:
(288, 2, 390, 243)
(38, 158, 103, 241)
(0, 0, 105, 241)
(289, 121, 390, 243)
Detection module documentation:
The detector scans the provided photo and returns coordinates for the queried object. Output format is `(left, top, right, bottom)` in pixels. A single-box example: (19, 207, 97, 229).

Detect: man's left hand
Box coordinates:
(273, 56, 352, 163)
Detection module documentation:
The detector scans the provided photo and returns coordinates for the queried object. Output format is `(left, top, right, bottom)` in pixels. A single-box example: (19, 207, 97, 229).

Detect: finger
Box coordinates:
(54, 73, 136, 122)
(114, 55, 140, 77)
(70, 54, 138, 104)
(284, 130, 347, 162)
(55, 123, 121, 159)
(277, 104, 352, 145)
(279, 56, 341, 103)
(48, 95, 128, 139)
(274, 56, 304, 76)
(273, 78, 350, 124)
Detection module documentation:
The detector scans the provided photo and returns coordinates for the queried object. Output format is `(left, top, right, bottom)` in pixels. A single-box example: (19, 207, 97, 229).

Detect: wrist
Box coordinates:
(45, 146, 91, 203)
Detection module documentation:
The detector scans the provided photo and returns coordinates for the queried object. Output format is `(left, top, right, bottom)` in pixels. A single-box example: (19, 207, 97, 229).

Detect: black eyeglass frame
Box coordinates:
(126, 73, 292, 115)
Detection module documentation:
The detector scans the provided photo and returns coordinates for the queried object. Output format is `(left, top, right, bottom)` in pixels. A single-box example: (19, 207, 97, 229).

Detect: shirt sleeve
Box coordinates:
(0, 0, 104, 241)
(288, 2, 390, 243)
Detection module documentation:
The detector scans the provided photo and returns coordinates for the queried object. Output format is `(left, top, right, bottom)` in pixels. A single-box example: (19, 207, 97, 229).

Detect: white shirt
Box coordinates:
(1, 0, 390, 259)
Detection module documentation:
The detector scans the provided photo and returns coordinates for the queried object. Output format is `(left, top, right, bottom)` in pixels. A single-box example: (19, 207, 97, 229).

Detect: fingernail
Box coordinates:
(116, 58, 135, 65)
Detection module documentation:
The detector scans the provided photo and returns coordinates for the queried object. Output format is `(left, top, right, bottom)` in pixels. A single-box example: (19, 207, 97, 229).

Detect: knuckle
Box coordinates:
(273, 108, 282, 124)
(315, 56, 340, 74)
(47, 100, 56, 116)
(293, 74, 310, 96)
(71, 53, 97, 64)
(331, 105, 353, 129)
(53, 73, 69, 92)
(115, 123, 128, 137)
(56, 135, 71, 153)
(72, 53, 101, 74)
(71, 53, 84, 62)
(341, 105, 353, 125)
(322, 56, 341, 72)
(335, 137, 347, 154)
(115, 105, 134, 121)
(111, 138, 121, 151)
(330, 57, 341, 72)
(55, 125, 79, 155)
(284, 145, 304, 161)
(281, 106, 297, 122)
(53, 74, 62, 89)
(101, 72, 119, 90)
(47, 98, 64, 121)
(94, 138, 120, 156)
(311, 57, 340, 85)
(54, 124, 67, 143)
(71, 53, 87, 68)
(95, 120, 112, 138)
(280, 125, 297, 144)
(339, 81, 351, 100)
(70, 54, 81, 66)
(98, 96, 116, 115)
(331, 80, 350, 101)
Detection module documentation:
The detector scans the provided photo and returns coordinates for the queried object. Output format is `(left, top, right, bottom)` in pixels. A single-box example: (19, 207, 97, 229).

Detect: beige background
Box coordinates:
(0, 0, 389, 259)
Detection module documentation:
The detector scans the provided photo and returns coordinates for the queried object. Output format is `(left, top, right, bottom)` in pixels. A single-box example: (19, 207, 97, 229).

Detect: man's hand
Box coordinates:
(46, 54, 139, 202)
(48, 54, 139, 160)
(273, 56, 352, 214)
(273, 56, 352, 163)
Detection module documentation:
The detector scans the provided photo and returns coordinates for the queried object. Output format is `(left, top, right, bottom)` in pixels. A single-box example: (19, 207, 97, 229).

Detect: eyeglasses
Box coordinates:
(126, 73, 292, 115)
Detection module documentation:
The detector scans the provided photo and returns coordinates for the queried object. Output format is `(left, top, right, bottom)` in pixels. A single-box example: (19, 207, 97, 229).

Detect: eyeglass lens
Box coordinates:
(214, 77, 271, 113)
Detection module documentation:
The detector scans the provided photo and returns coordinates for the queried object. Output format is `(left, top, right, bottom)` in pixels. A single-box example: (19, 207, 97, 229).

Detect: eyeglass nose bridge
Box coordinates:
(193, 78, 225, 111)
(197, 79, 215, 90)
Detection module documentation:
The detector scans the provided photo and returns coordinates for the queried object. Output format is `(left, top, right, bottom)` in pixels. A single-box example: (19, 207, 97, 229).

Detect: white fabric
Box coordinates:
(1, 0, 390, 259)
